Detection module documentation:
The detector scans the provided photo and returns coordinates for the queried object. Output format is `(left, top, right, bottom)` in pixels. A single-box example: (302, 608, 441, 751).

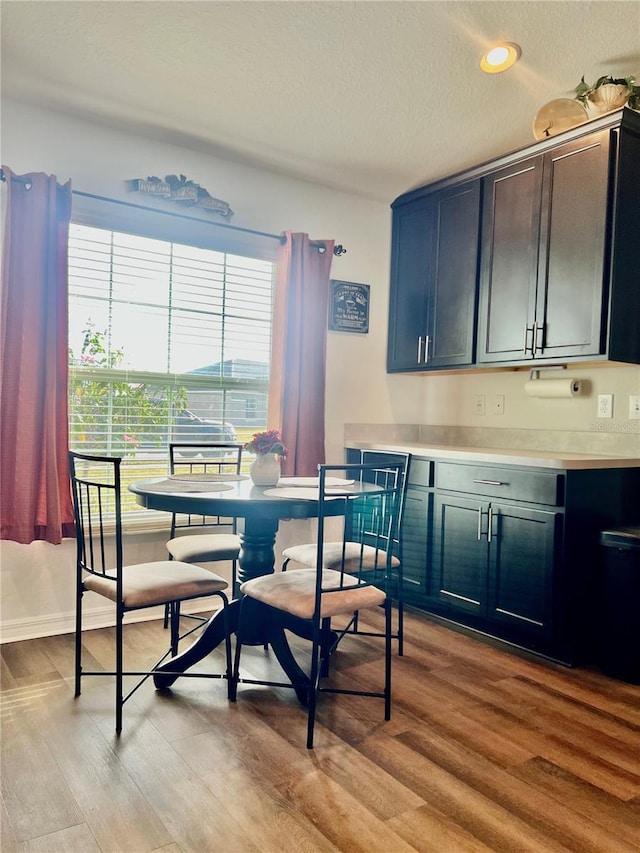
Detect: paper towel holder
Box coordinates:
(528, 364, 567, 380)
(526, 364, 582, 397)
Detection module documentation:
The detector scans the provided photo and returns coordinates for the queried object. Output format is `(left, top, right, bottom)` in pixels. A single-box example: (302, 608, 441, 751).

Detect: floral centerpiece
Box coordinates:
(244, 429, 287, 457)
(245, 429, 286, 485)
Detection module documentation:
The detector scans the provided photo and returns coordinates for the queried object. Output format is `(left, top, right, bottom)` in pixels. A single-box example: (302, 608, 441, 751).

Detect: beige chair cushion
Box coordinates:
(83, 561, 228, 609)
(283, 541, 399, 572)
(240, 568, 386, 620)
(166, 533, 240, 563)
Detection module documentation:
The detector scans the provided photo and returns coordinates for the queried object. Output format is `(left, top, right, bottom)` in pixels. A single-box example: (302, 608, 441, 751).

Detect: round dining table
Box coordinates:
(129, 475, 361, 695)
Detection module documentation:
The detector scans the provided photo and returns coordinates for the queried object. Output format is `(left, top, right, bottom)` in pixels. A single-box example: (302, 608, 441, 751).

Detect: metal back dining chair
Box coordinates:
(231, 461, 405, 748)
(70, 451, 232, 733)
(166, 442, 244, 577)
(280, 450, 410, 656)
(164, 441, 244, 630)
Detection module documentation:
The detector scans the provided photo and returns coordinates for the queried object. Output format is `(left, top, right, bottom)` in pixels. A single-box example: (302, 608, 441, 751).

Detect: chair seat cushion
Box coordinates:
(282, 541, 400, 572)
(83, 561, 228, 609)
(240, 569, 386, 620)
(166, 533, 240, 563)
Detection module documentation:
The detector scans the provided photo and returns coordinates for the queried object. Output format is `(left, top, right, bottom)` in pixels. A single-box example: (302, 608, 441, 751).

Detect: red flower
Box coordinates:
(244, 429, 286, 457)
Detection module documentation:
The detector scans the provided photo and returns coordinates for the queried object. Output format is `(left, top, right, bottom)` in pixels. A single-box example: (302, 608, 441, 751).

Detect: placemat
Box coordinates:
(263, 487, 346, 500)
(263, 487, 320, 500)
(170, 472, 248, 482)
(142, 479, 235, 494)
(277, 476, 354, 487)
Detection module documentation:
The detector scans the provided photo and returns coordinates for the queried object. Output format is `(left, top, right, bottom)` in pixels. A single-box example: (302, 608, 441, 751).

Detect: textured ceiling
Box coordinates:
(2, 1, 639, 202)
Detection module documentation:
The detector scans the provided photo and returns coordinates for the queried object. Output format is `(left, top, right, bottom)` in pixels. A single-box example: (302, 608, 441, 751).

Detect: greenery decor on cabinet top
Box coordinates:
(574, 75, 640, 112)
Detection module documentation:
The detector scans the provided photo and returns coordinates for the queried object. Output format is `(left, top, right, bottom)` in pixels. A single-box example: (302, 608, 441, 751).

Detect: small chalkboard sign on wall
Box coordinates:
(329, 280, 370, 333)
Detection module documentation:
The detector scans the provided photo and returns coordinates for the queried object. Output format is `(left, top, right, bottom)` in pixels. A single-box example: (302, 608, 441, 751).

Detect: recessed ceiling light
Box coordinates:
(480, 42, 522, 74)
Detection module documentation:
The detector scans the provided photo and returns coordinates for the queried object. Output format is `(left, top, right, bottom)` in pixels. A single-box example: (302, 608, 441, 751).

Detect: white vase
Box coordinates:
(249, 453, 281, 486)
(590, 83, 629, 113)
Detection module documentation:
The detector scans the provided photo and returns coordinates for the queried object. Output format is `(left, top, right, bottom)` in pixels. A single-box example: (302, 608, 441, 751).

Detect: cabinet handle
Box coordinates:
(524, 324, 534, 355)
(473, 479, 505, 486)
(487, 506, 494, 543)
(424, 335, 430, 364)
(417, 336, 423, 364)
(534, 321, 545, 355)
(477, 506, 490, 541)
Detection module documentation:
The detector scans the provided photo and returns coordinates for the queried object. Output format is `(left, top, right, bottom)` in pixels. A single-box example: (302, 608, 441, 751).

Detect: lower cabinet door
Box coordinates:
(433, 495, 487, 615)
(401, 486, 433, 599)
(487, 503, 559, 640)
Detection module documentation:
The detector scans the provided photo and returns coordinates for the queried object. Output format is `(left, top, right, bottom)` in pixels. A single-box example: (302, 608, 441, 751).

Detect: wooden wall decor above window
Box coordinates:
(125, 174, 234, 218)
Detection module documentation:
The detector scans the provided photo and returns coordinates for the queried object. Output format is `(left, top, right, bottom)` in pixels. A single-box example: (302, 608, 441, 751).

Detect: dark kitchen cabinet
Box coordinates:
(432, 494, 487, 615)
(477, 129, 611, 363)
(488, 502, 557, 638)
(402, 484, 433, 596)
(348, 447, 640, 665)
(432, 478, 558, 646)
(400, 455, 435, 600)
(387, 180, 480, 371)
(388, 108, 640, 373)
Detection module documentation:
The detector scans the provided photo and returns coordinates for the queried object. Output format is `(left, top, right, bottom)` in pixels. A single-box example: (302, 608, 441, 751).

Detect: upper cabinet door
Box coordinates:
(387, 181, 480, 371)
(535, 130, 610, 359)
(387, 197, 432, 371)
(476, 158, 542, 363)
(427, 181, 481, 368)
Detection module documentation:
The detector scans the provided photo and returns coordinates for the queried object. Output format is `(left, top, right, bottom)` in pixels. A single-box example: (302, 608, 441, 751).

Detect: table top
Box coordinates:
(129, 475, 371, 521)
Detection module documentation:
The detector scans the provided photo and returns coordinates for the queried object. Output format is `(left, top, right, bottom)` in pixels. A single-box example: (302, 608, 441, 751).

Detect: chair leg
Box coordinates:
(230, 634, 242, 702)
(231, 558, 239, 599)
(169, 601, 181, 656)
(396, 565, 404, 656)
(306, 630, 322, 749)
(319, 618, 333, 678)
(384, 599, 392, 721)
(74, 584, 83, 697)
(163, 601, 170, 630)
(115, 606, 124, 734)
(218, 593, 233, 700)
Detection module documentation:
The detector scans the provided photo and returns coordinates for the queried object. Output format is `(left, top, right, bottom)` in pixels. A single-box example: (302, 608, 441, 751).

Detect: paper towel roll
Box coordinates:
(524, 378, 582, 398)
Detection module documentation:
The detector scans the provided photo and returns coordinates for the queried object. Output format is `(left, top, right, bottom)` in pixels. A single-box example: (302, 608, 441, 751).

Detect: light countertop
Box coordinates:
(349, 441, 640, 470)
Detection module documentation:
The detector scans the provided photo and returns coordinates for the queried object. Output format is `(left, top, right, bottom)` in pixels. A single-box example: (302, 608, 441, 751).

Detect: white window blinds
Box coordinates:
(68, 219, 275, 514)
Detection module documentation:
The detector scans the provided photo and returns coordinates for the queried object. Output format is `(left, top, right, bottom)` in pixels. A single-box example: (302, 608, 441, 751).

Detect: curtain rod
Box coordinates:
(0, 172, 346, 256)
(0, 168, 31, 186)
(73, 190, 347, 256)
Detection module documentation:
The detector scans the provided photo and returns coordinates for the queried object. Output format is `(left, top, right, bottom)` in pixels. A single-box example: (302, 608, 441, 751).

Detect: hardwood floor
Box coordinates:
(1, 608, 639, 852)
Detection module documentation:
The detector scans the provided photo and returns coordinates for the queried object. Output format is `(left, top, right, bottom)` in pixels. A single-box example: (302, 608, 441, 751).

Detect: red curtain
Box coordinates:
(0, 166, 75, 544)
(268, 232, 334, 476)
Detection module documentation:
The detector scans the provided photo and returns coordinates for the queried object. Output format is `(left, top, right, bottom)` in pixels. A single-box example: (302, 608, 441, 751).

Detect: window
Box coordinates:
(68, 217, 275, 518)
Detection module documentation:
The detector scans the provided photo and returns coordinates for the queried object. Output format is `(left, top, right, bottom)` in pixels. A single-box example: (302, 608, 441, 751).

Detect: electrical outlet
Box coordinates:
(490, 394, 505, 415)
(474, 394, 486, 416)
(630, 395, 640, 420)
(597, 394, 613, 419)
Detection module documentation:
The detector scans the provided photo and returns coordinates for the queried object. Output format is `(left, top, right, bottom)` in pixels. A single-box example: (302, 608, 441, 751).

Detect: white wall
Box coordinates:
(419, 365, 640, 440)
